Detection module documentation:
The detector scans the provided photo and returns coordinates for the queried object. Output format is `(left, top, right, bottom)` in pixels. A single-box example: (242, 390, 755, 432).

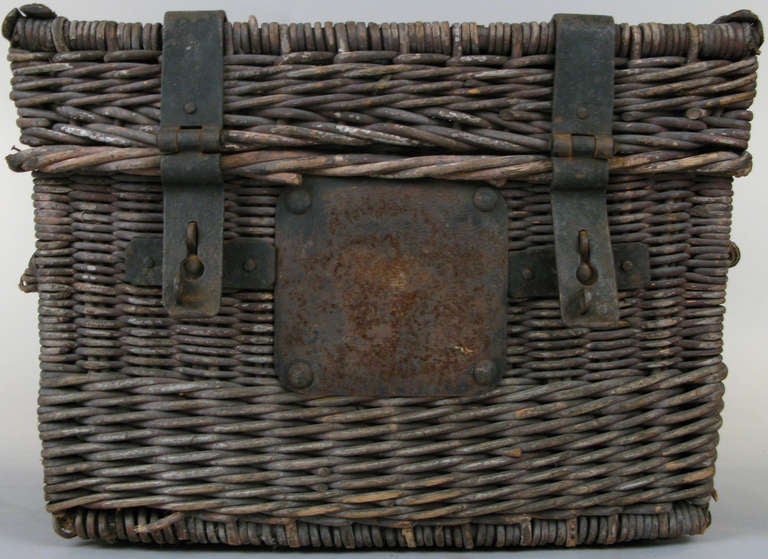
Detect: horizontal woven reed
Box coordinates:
(3, 5, 761, 549)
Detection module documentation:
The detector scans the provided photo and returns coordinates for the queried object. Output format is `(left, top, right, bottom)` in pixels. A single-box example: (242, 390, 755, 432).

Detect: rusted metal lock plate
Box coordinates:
(275, 177, 508, 396)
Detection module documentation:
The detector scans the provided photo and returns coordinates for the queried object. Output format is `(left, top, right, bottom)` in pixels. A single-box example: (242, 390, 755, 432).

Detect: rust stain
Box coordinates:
(274, 177, 508, 396)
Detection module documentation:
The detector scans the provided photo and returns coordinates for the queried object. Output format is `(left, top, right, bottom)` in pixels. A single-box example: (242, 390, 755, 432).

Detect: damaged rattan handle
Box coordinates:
(18, 252, 38, 293)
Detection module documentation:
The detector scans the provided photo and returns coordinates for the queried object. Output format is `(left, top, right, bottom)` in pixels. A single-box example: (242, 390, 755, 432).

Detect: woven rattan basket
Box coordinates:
(2, 3, 762, 549)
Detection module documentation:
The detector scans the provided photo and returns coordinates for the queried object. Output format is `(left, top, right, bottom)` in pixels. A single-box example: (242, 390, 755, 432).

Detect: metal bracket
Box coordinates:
(160, 11, 226, 317)
(125, 237, 275, 291)
(551, 14, 617, 327)
(508, 243, 649, 299)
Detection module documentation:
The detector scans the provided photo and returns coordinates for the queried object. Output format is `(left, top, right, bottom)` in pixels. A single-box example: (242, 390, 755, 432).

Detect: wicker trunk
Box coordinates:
(2, 4, 762, 549)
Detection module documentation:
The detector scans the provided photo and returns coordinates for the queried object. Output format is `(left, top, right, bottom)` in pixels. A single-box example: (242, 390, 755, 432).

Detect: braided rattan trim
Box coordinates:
(4, 8, 763, 61)
(53, 502, 709, 548)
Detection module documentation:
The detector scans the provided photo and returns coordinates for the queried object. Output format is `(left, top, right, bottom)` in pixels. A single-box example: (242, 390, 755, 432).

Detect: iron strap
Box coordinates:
(160, 11, 226, 317)
(551, 14, 618, 327)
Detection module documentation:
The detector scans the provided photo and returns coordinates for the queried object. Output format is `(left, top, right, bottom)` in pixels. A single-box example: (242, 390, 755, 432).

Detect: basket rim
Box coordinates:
(3, 5, 763, 61)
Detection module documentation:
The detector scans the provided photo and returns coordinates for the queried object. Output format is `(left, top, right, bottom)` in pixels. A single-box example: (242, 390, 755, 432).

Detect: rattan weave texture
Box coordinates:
(3, 5, 761, 549)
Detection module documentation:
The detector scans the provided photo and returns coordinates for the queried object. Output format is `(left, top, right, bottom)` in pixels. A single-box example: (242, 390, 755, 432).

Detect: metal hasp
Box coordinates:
(508, 243, 650, 298)
(125, 237, 275, 291)
(274, 177, 509, 396)
(159, 11, 226, 317)
(551, 14, 618, 327)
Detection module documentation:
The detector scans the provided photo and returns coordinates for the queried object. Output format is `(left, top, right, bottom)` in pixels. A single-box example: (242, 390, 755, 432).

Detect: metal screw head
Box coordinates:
(472, 360, 498, 386)
(621, 260, 634, 272)
(142, 256, 156, 269)
(243, 257, 257, 273)
(521, 267, 534, 281)
(183, 102, 197, 114)
(576, 106, 589, 119)
(286, 188, 312, 214)
(287, 361, 314, 389)
(473, 187, 498, 212)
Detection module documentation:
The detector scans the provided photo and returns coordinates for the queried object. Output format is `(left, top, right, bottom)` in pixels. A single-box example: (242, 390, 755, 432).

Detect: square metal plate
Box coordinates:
(275, 177, 508, 396)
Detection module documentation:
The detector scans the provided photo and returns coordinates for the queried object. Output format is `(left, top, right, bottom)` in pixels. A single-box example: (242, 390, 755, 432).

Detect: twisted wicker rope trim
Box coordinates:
(6, 146, 752, 184)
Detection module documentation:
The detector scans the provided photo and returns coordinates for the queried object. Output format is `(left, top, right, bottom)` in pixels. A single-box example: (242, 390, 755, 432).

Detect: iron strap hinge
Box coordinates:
(160, 11, 226, 317)
(550, 14, 619, 327)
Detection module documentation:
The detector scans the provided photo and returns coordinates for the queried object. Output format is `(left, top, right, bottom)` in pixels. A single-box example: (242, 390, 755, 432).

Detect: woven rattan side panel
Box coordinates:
(33, 171, 730, 547)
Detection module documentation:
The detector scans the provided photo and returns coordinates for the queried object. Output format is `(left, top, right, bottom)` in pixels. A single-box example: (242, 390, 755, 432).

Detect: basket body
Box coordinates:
(3, 5, 761, 549)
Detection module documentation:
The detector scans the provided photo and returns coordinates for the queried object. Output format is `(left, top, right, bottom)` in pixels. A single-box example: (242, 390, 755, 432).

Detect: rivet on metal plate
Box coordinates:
(287, 361, 314, 389)
(472, 360, 498, 386)
(286, 187, 312, 214)
(473, 187, 499, 212)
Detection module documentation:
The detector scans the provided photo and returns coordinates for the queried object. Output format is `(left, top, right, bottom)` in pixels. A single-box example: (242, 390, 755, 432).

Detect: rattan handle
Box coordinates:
(18, 252, 38, 293)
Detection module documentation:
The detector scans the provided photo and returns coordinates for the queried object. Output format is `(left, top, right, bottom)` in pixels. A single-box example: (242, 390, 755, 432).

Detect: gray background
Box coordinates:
(0, 0, 765, 556)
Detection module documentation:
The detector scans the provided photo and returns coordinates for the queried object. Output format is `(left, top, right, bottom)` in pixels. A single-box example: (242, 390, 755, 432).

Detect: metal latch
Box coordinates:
(124, 11, 275, 307)
(159, 11, 226, 317)
(125, 237, 275, 291)
(549, 14, 619, 327)
(508, 243, 649, 299)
